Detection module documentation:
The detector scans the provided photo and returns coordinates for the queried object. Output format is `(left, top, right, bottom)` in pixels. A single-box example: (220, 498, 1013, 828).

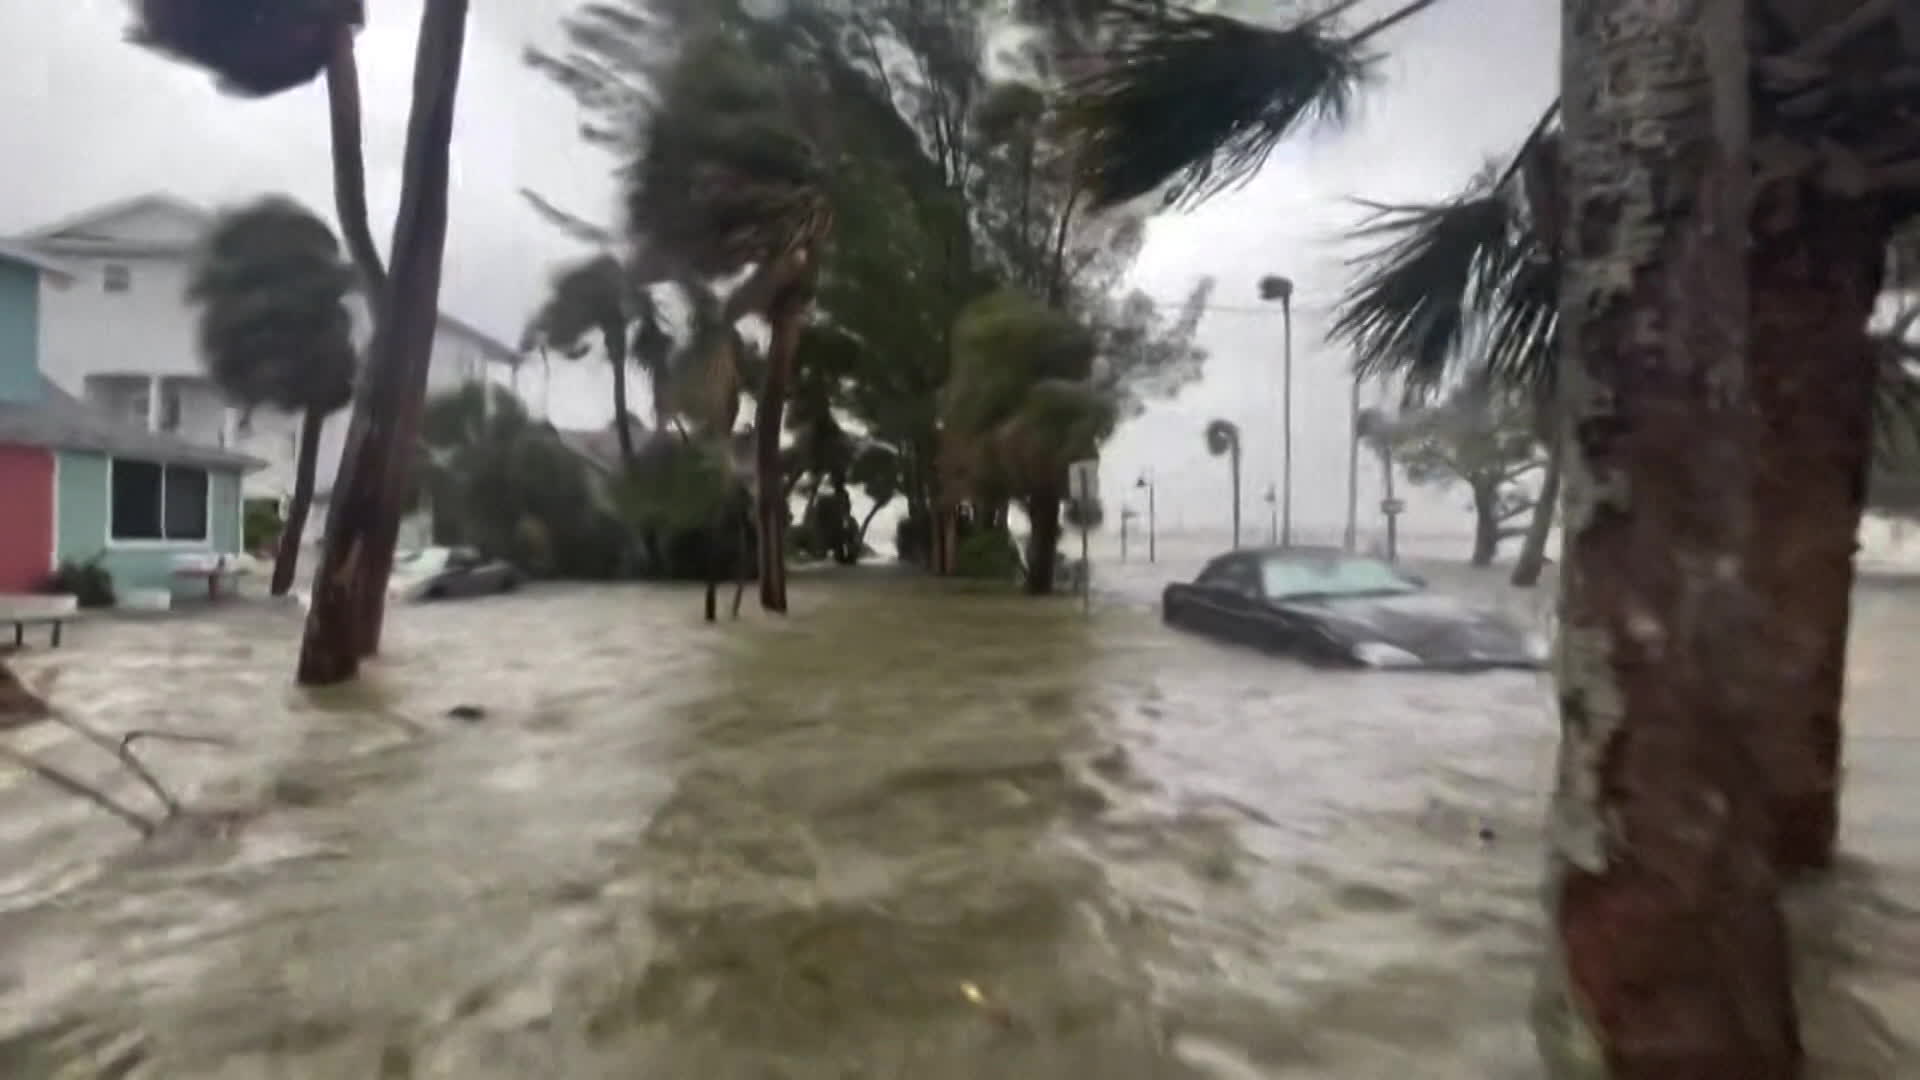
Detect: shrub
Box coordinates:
(244, 497, 284, 551)
(953, 527, 1022, 581)
(40, 555, 115, 608)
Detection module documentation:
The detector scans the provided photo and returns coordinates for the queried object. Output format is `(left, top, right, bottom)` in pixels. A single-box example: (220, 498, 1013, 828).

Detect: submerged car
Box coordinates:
(1161, 548, 1548, 671)
(387, 546, 520, 602)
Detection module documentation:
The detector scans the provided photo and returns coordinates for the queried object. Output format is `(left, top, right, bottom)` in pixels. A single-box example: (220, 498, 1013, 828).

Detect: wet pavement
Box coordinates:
(0, 551, 1915, 1077)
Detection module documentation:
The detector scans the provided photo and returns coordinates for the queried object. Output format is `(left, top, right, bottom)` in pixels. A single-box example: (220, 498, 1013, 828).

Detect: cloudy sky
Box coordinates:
(0, 0, 1557, 545)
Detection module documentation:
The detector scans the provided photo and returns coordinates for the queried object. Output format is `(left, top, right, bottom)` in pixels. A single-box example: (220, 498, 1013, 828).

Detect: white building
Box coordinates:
(5, 193, 517, 541)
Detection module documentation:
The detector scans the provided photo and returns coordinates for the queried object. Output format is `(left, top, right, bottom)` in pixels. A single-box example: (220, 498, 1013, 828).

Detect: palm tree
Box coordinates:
(187, 197, 357, 597)
(624, 29, 833, 614)
(943, 290, 1116, 594)
(128, 1, 477, 682)
(523, 254, 672, 465)
(1204, 419, 1243, 548)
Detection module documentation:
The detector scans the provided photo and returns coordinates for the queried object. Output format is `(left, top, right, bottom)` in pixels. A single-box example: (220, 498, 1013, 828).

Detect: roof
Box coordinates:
(0, 376, 263, 471)
(0, 240, 73, 281)
(8, 193, 519, 362)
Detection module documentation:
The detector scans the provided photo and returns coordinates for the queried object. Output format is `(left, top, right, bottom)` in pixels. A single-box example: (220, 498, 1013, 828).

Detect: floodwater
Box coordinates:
(0, 552, 1915, 1077)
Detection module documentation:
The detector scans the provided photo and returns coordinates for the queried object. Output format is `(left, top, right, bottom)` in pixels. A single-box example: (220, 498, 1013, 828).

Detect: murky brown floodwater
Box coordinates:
(0, 554, 1915, 1077)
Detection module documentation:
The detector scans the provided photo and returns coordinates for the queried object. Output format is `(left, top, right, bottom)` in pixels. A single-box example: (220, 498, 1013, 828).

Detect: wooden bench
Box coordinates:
(0, 596, 80, 648)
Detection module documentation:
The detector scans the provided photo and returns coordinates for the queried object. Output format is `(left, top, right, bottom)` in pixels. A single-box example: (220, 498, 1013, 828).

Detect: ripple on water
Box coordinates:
(0, 571, 1913, 1077)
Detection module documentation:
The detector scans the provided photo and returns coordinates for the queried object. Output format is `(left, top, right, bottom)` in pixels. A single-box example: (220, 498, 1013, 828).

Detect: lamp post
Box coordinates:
(1264, 482, 1277, 545)
(1344, 374, 1362, 551)
(1258, 274, 1294, 547)
(1121, 505, 1138, 562)
(1135, 471, 1156, 563)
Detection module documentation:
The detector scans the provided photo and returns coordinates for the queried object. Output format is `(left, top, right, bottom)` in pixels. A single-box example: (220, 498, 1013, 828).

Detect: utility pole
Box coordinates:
(1135, 471, 1156, 563)
(1344, 374, 1362, 551)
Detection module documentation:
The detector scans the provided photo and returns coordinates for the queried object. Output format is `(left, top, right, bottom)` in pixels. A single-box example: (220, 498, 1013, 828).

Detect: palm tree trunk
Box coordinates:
(1229, 445, 1242, 549)
(1537, 2, 1798, 1076)
(755, 272, 809, 614)
(1511, 435, 1563, 587)
(1470, 480, 1500, 567)
(271, 406, 327, 596)
(1743, 194, 1888, 875)
(1024, 490, 1063, 595)
(326, 26, 386, 296)
(608, 328, 634, 465)
(300, 0, 471, 685)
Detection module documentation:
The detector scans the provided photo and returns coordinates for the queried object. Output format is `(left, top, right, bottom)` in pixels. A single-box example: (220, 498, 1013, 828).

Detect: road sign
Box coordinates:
(1380, 497, 1406, 515)
(1069, 459, 1099, 503)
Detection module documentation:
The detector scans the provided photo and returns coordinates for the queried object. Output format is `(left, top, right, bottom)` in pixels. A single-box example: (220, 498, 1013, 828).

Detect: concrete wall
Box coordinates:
(0, 444, 53, 591)
(52, 451, 244, 597)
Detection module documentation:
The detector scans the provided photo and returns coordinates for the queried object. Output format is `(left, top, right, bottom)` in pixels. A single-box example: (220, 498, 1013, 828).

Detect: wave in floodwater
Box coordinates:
(0, 559, 1914, 1078)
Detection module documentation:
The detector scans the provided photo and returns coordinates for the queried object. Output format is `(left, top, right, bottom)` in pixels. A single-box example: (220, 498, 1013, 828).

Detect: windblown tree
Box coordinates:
(943, 290, 1116, 594)
(523, 254, 673, 464)
(529, 0, 1210, 578)
(186, 196, 356, 596)
(128, 0, 475, 683)
(1058, 0, 1920, 1069)
(1372, 383, 1542, 567)
(1203, 418, 1243, 548)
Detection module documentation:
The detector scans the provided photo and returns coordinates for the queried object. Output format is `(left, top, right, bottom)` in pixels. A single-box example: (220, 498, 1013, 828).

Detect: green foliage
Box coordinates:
(953, 527, 1022, 581)
(419, 385, 627, 578)
(243, 498, 284, 551)
(130, 0, 362, 98)
(1378, 382, 1543, 563)
(188, 195, 356, 418)
(39, 555, 115, 608)
(614, 437, 738, 537)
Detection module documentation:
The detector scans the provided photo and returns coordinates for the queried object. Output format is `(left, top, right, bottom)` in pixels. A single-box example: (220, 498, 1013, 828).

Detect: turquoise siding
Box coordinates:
(53, 451, 246, 598)
(0, 258, 39, 404)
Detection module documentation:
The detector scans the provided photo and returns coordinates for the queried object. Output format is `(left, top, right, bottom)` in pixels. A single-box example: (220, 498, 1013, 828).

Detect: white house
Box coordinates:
(6, 193, 518, 542)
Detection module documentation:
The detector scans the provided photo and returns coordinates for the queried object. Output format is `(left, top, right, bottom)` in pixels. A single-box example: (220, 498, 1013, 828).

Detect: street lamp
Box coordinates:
(1120, 505, 1139, 562)
(1264, 482, 1277, 545)
(1135, 471, 1156, 563)
(1258, 274, 1294, 547)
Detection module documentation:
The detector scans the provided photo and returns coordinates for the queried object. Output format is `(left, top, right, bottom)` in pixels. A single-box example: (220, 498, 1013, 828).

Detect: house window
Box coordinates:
(159, 382, 182, 432)
(103, 264, 131, 293)
(110, 461, 209, 542)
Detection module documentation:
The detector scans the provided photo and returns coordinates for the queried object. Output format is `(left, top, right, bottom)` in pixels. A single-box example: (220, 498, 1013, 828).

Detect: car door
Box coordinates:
(1209, 559, 1271, 646)
(1189, 556, 1260, 642)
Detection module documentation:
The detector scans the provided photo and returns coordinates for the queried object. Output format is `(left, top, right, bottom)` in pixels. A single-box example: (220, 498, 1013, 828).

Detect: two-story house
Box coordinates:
(6, 193, 519, 544)
(0, 241, 260, 600)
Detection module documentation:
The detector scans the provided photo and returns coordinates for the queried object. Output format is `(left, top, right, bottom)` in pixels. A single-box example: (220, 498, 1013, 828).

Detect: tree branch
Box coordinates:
(326, 29, 387, 297)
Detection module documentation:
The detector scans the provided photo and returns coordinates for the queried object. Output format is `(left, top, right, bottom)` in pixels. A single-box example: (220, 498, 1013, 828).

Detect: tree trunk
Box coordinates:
(1024, 490, 1062, 595)
(1537, 2, 1800, 1076)
(325, 28, 386, 296)
(1512, 435, 1564, 587)
(1229, 446, 1242, 549)
(755, 268, 810, 614)
(271, 406, 326, 596)
(608, 328, 634, 466)
(1470, 480, 1500, 567)
(299, 0, 470, 686)
(1743, 193, 1888, 874)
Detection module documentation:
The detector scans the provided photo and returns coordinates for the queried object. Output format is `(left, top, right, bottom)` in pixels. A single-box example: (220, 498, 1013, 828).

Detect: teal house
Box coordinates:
(0, 242, 259, 601)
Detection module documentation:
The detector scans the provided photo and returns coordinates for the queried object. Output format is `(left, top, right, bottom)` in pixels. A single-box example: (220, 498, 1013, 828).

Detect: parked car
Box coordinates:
(387, 546, 520, 602)
(1161, 547, 1548, 671)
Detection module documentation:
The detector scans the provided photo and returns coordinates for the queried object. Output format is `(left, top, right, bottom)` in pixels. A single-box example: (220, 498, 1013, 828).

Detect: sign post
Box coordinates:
(1068, 459, 1098, 615)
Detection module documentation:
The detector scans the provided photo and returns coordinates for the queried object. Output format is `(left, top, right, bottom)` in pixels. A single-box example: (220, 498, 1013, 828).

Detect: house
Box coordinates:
(5, 193, 520, 541)
(0, 243, 261, 600)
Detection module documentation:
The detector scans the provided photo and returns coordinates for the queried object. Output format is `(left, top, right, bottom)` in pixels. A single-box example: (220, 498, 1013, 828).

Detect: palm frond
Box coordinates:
(1328, 186, 1519, 398)
(1204, 417, 1240, 457)
(1060, 1, 1373, 208)
(129, 0, 362, 97)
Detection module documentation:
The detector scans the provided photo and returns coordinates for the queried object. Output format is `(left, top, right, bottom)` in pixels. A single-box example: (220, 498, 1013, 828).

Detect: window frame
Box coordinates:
(107, 458, 213, 547)
(103, 263, 131, 293)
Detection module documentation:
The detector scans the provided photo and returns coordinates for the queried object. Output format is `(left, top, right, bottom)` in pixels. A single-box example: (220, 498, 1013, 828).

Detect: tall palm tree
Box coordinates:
(1204, 418, 1243, 548)
(187, 197, 357, 596)
(624, 29, 833, 614)
(523, 254, 672, 464)
(130, 0, 476, 682)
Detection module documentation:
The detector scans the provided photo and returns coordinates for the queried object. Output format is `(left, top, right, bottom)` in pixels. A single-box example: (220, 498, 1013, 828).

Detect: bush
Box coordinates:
(244, 498, 284, 552)
(953, 527, 1022, 581)
(40, 555, 115, 608)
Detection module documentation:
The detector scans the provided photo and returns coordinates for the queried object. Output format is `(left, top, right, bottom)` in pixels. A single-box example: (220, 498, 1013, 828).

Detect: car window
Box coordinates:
(1260, 555, 1420, 600)
(1199, 558, 1261, 596)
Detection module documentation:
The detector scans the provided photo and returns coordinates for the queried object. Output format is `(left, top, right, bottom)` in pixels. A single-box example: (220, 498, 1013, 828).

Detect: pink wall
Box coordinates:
(0, 444, 53, 592)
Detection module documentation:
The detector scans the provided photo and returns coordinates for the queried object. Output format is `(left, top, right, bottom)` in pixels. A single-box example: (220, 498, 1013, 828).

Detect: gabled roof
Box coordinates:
(0, 376, 263, 471)
(8, 193, 520, 362)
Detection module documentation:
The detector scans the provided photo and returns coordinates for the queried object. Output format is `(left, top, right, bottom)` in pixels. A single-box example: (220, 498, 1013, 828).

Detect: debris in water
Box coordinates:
(960, 981, 1014, 1027)
(447, 704, 487, 722)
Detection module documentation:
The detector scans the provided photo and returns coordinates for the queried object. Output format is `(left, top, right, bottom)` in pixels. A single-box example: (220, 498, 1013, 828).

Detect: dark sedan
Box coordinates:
(1162, 548, 1548, 671)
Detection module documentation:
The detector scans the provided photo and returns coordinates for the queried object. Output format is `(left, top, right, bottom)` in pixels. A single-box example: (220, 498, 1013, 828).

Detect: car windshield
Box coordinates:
(1260, 555, 1420, 600)
(393, 548, 449, 576)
